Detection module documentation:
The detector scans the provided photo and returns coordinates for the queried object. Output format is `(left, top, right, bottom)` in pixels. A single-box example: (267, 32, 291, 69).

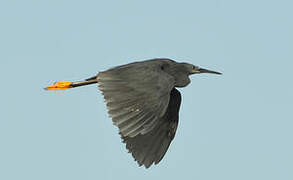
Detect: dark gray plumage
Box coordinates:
(95, 58, 221, 168)
(121, 88, 181, 168)
(46, 58, 221, 168)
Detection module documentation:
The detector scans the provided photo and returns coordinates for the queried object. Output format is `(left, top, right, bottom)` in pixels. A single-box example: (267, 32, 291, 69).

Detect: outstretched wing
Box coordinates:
(97, 61, 175, 137)
(121, 88, 182, 168)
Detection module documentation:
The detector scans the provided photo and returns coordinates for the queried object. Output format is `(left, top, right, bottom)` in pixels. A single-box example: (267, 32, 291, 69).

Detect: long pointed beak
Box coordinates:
(198, 68, 222, 75)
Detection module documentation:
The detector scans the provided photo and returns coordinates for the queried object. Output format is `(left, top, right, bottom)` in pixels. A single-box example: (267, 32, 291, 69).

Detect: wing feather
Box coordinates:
(121, 88, 181, 168)
(98, 61, 175, 137)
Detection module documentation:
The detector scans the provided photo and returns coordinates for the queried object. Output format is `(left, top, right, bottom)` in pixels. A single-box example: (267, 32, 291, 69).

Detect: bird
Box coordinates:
(45, 58, 221, 168)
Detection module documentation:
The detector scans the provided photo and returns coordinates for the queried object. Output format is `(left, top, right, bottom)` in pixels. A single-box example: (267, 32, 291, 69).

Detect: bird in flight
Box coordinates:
(45, 58, 221, 168)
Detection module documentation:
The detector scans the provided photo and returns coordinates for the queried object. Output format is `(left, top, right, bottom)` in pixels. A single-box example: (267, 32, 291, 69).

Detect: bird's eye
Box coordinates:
(161, 64, 168, 71)
(192, 65, 196, 70)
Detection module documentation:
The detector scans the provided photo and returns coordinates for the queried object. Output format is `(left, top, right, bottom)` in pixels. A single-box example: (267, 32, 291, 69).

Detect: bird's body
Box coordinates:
(45, 58, 221, 168)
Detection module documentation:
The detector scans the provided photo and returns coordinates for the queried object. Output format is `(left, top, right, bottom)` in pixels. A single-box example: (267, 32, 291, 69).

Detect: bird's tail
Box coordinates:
(45, 76, 98, 90)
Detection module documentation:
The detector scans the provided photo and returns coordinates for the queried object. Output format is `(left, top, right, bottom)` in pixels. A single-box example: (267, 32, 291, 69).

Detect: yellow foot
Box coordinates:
(45, 81, 72, 90)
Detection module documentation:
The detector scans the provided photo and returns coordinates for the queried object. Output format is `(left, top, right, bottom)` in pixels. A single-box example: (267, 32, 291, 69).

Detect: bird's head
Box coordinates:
(163, 61, 222, 87)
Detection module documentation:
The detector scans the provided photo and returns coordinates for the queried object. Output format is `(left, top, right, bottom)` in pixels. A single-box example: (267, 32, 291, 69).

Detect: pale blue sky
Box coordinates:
(0, 0, 292, 179)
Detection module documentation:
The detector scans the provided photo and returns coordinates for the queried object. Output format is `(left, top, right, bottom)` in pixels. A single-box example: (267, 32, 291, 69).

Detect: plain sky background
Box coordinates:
(0, 0, 292, 179)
